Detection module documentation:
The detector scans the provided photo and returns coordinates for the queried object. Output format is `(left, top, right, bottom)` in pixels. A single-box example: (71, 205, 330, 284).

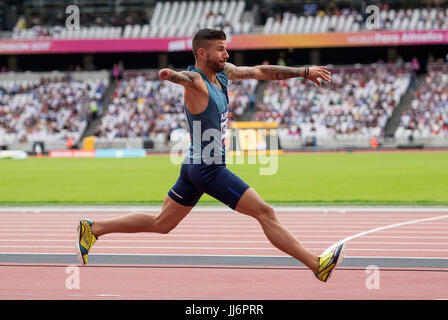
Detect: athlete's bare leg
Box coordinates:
(235, 188, 319, 273)
(91, 195, 193, 237)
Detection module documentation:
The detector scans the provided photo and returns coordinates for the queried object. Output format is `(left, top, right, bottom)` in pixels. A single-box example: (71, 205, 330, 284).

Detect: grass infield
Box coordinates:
(0, 152, 447, 205)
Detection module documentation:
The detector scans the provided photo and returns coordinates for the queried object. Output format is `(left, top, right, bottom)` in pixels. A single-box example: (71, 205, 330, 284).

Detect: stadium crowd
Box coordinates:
(264, 3, 448, 33)
(0, 75, 108, 144)
(9, 1, 448, 39)
(397, 68, 448, 138)
(253, 64, 411, 138)
(94, 71, 186, 141)
(10, 2, 243, 39)
(1, 61, 447, 146)
(12, 11, 148, 38)
(93, 71, 257, 141)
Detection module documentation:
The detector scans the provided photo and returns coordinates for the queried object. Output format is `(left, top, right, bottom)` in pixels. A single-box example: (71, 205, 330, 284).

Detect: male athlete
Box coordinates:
(77, 28, 345, 282)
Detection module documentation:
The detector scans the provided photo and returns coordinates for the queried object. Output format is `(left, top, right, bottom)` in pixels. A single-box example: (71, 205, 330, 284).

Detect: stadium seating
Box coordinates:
(395, 63, 448, 139)
(1, 62, 445, 150)
(0, 72, 109, 145)
(11, 0, 249, 39)
(253, 63, 411, 139)
(10, 3, 448, 39)
(262, 7, 448, 34)
(128, 0, 250, 37)
(93, 70, 257, 143)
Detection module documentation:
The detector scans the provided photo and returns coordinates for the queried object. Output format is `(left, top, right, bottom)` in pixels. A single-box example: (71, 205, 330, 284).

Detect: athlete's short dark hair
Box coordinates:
(192, 28, 226, 59)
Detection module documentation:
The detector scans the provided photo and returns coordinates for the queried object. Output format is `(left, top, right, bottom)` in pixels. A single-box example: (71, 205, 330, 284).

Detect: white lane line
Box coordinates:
(2, 234, 448, 240)
(2, 218, 448, 224)
(0, 206, 447, 213)
(1, 228, 448, 234)
(1, 252, 447, 259)
(323, 214, 448, 254)
(1, 239, 448, 245)
(1, 223, 447, 229)
(2, 233, 448, 239)
(0, 239, 274, 244)
(1, 212, 445, 217)
(0, 245, 447, 252)
(2, 221, 448, 228)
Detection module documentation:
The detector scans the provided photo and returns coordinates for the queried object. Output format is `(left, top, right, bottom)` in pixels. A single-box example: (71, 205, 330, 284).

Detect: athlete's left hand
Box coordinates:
(308, 66, 332, 87)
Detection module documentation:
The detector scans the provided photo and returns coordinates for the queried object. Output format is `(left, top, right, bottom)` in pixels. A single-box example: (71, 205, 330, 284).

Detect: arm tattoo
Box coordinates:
(224, 63, 256, 80)
(168, 71, 198, 86)
(233, 67, 256, 79)
(256, 65, 304, 80)
(225, 63, 304, 80)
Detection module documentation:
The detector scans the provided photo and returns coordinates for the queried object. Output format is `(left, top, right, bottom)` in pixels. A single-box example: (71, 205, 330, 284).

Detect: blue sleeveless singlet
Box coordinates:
(184, 65, 228, 165)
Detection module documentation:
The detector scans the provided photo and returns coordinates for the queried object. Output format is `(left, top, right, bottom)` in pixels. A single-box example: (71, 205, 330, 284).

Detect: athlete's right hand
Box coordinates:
(158, 68, 171, 80)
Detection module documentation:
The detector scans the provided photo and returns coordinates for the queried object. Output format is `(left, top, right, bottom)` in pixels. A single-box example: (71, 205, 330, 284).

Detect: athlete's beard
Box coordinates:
(206, 54, 225, 73)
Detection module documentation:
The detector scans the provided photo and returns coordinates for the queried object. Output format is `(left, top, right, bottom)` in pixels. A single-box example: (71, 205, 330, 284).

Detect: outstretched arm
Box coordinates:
(224, 63, 331, 87)
(158, 68, 202, 87)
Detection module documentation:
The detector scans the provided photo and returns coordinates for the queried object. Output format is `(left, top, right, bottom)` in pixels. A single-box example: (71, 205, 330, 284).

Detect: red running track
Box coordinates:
(0, 207, 447, 299)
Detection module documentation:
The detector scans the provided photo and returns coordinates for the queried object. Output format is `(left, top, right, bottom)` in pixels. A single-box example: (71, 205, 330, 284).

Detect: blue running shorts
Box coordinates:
(167, 162, 250, 210)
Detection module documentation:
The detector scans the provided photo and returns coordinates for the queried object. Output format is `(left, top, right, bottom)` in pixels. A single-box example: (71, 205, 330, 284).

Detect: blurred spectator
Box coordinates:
(10, 3, 448, 39)
(0, 76, 108, 144)
(264, 4, 448, 34)
(112, 63, 123, 83)
(253, 63, 411, 138)
(411, 57, 421, 73)
(397, 67, 448, 138)
(94, 70, 257, 141)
